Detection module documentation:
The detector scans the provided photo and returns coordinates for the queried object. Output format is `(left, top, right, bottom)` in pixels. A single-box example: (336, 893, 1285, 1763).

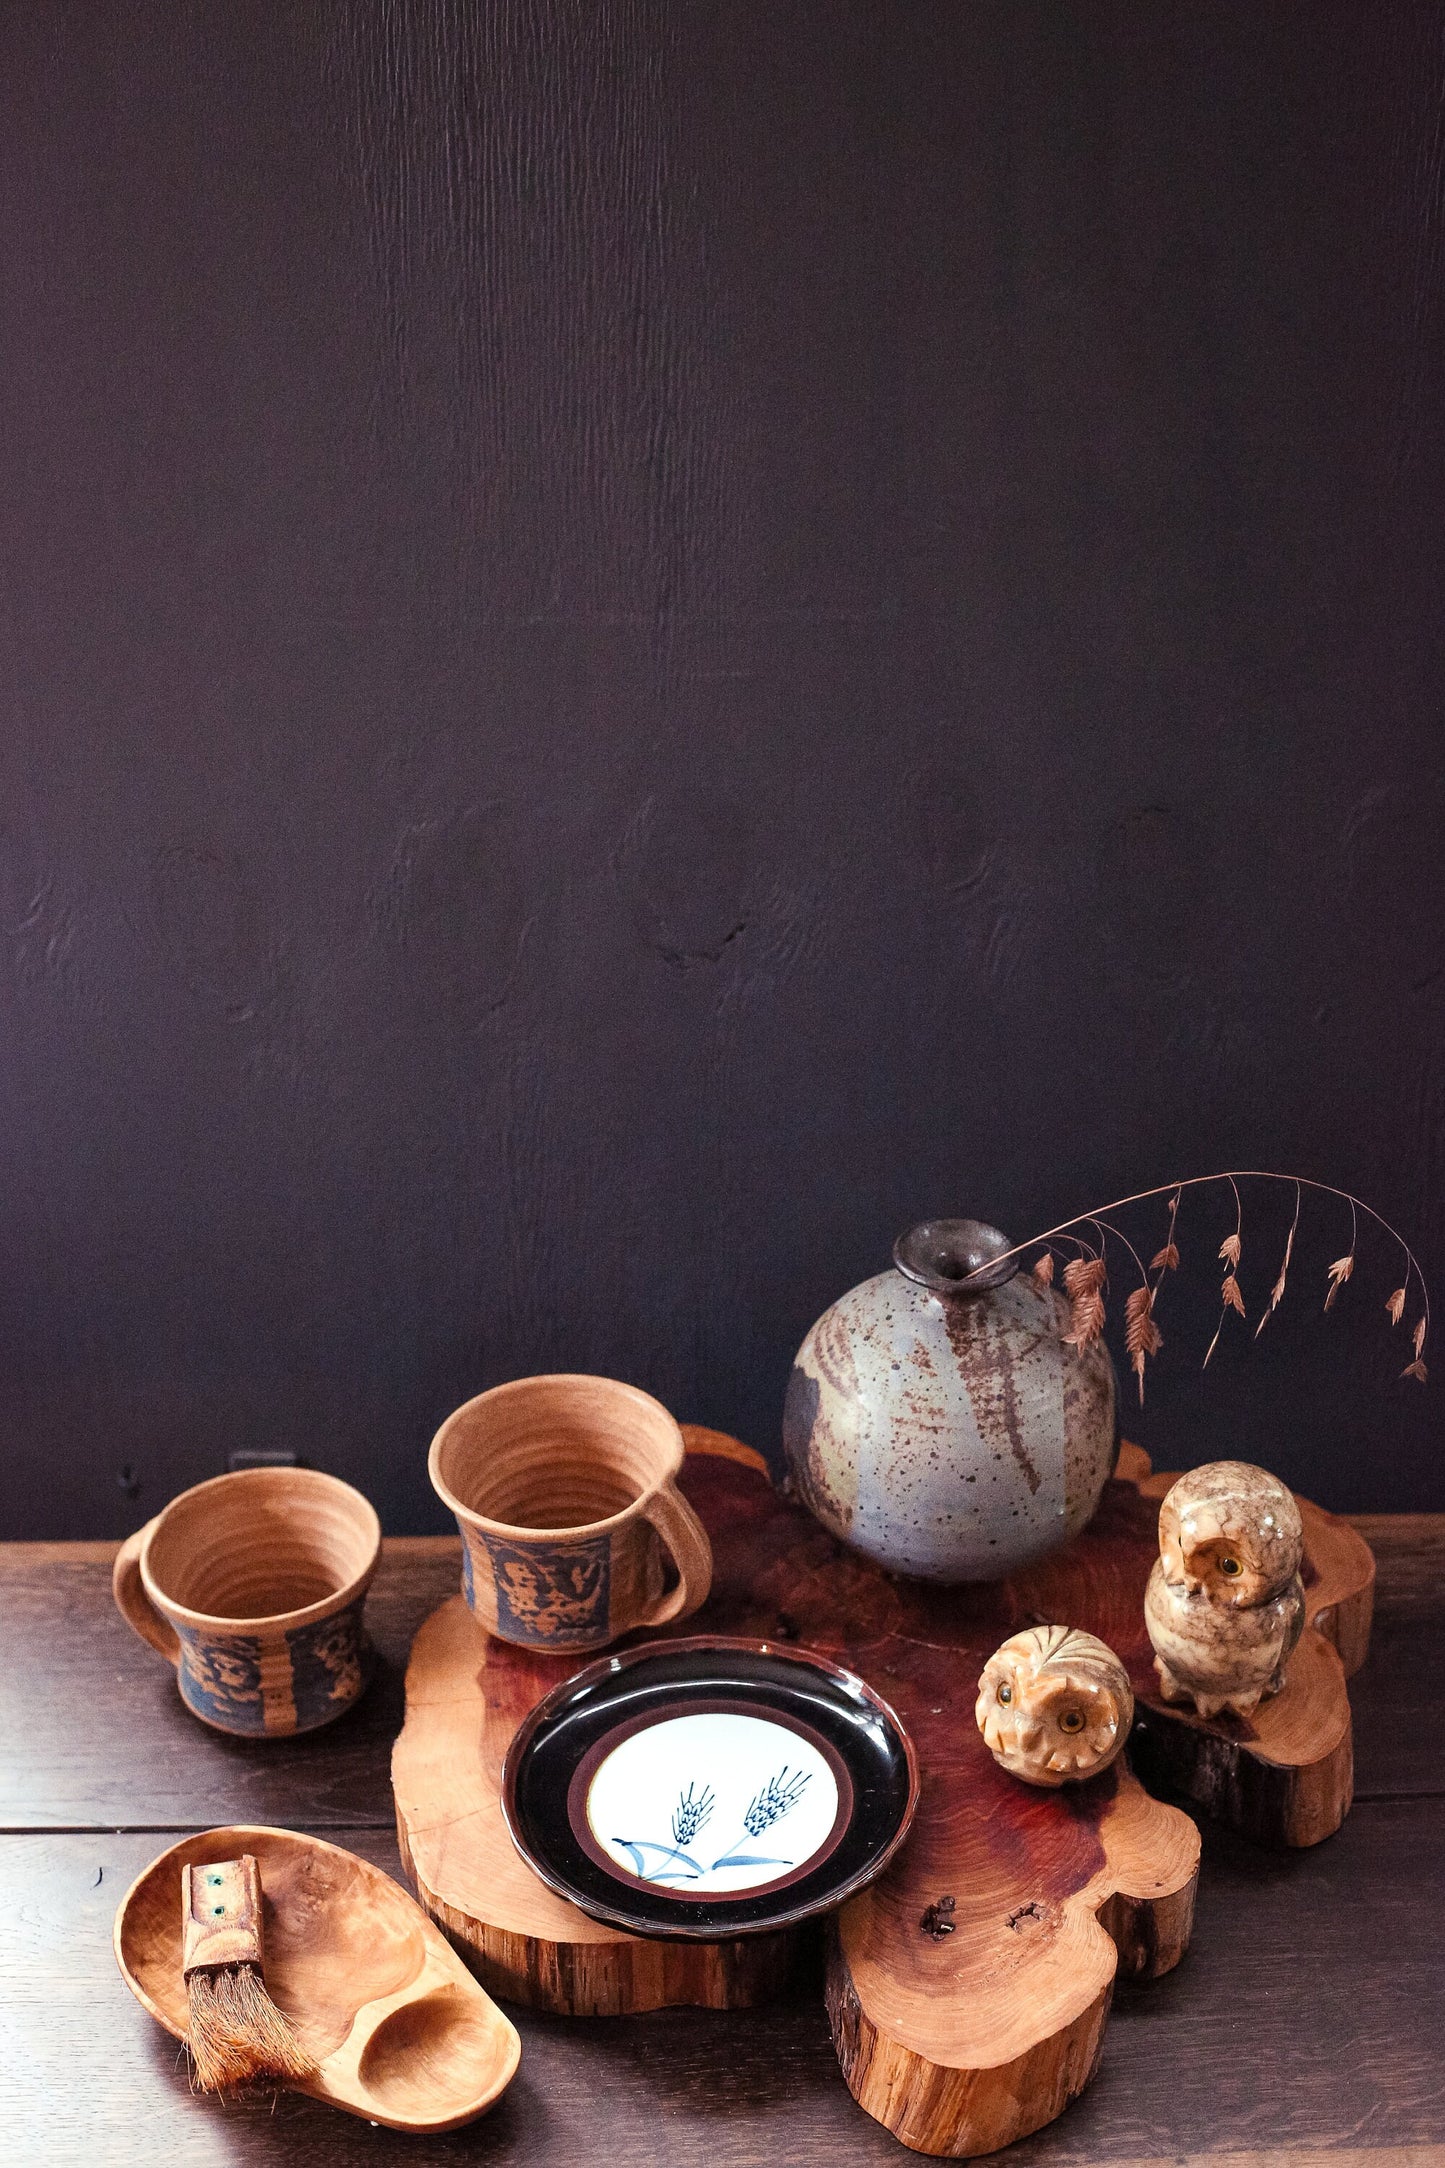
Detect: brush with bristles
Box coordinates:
(181, 1854, 318, 2091)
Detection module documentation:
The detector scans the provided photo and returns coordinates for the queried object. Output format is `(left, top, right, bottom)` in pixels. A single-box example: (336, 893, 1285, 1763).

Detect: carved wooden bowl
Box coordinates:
(113, 1825, 520, 2131)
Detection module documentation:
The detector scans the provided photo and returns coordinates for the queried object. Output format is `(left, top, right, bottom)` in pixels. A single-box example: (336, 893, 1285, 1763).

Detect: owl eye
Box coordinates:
(1219, 1555, 1243, 1577)
(1057, 1709, 1085, 1734)
(997, 1684, 1013, 1706)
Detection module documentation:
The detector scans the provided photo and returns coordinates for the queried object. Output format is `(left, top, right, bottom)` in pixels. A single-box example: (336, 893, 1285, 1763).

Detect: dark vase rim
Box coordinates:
(892, 1217, 1018, 1294)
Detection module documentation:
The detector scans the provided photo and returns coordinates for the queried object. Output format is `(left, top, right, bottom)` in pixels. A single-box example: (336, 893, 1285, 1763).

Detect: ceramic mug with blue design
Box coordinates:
(112, 1467, 382, 1737)
(429, 1374, 713, 1654)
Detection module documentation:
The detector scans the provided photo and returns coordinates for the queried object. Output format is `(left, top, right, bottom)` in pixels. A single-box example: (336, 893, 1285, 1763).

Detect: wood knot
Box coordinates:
(1007, 1901, 1045, 1932)
(919, 1896, 956, 1939)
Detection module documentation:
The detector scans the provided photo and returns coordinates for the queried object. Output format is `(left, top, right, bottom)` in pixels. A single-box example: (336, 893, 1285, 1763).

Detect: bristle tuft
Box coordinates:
(187, 1965, 318, 2092)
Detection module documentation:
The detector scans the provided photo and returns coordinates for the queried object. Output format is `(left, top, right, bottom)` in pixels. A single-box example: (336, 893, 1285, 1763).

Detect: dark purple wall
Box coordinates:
(2, 2, 1442, 1536)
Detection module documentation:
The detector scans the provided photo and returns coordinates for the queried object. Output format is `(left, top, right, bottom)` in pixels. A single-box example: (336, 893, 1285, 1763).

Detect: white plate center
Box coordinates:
(585, 1710, 840, 1894)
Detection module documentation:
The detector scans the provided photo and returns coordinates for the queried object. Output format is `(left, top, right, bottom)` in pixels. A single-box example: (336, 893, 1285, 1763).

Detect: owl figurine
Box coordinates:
(975, 1625, 1134, 1787)
(1144, 1460, 1306, 1719)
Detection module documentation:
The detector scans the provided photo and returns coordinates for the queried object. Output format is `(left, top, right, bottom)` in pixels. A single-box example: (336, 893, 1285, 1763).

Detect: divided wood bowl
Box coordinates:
(113, 1825, 520, 2132)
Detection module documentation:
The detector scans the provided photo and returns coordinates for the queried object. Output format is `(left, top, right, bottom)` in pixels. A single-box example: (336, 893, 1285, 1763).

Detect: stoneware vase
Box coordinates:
(783, 1218, 1117, 1582)
(428, 1373, 713, 1653)
(112, 1466, 381, 1736)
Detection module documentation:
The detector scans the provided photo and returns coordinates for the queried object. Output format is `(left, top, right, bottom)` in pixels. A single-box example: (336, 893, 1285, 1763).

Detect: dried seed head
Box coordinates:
(1221, 1274, 1246, 1317)
(1124, 1286, 1163, 1402)
(1413, 1316, 1427, 1359)
(1150, 1243, 1180, 1272)
(1124, 1285, 1159, 1351)
(1402, 1357, 1428, 1383)
(1031, 1252, 1055, 1290)
(1061, 1254, 1108, 1353)
(1063, 1277, 1107, 1356)
(1218, 1232, 1242, 1268)
(1386, 1287, 1407, 1326)
(1324, 1254, 1354, 1312)
(1256, 1221, 1296, 1337)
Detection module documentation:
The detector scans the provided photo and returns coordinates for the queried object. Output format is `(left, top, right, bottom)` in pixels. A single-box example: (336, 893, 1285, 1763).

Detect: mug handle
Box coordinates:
(112, 1520, 180, 1663)
(638, 1480, 714, 1628)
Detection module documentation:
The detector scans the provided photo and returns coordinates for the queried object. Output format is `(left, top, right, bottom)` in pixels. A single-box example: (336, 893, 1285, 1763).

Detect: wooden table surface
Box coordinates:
(4, 1521, 1443, 2168)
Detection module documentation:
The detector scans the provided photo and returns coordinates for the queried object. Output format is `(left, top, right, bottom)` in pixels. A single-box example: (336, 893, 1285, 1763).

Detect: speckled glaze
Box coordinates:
(1144, 1459, 1306, 1719)
(783, 1220, 1118, 1582)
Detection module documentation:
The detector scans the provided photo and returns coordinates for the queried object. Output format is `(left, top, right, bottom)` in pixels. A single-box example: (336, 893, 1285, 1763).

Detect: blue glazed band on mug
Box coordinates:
(177, 1625, 268, 1733)
(459, 1523, 614, 1648)
(173, 1599, 373, 1735)
(287, 1600, 374, 1730)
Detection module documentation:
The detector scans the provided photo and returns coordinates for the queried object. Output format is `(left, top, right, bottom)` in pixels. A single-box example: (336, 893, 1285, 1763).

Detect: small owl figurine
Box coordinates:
(976, 1625, 1134, 1787)
(1144, 1460, 1306, 1719)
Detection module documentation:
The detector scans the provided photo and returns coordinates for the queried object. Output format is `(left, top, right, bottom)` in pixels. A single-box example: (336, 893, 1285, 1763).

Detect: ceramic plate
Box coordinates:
(500, 1636, 919, 1938)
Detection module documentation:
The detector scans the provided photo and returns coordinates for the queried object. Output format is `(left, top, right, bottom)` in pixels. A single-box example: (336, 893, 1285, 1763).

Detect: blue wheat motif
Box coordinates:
(672, 1782, 714, 1847)
(612, 1782, 714, 1883)
(611, 1838, 704, 1881)
(709, 1766, 811, 1872)
(614, 1768, 811, 1884)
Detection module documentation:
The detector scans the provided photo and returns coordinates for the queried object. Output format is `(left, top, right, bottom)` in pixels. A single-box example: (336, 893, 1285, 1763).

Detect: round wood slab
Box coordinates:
(393, 1431, 1373, 2157)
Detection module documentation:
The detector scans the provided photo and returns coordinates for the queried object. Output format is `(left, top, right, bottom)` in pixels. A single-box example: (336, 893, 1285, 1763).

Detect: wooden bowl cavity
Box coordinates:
(144, 1468, 379, 1622)
(356, 1985, 509, 2118)
(431, 1374, 683, 1534)
(114, 1825, 519, 2131)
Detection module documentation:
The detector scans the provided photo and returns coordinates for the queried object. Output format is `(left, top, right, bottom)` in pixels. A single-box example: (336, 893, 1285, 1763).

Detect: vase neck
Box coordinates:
(892, 1218, 1017, 1295)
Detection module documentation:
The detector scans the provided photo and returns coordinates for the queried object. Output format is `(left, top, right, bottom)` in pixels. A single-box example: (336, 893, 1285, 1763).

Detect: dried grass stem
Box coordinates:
(960, 1169, 1428, 1384)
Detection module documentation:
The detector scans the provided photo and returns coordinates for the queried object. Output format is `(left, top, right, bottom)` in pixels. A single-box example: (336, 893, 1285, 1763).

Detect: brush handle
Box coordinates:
(183, 1854, 264, 1975)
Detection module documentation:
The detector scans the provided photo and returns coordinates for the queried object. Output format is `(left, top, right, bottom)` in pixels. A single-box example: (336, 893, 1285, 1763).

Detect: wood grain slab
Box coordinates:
(393, 1430, 1373, 2156)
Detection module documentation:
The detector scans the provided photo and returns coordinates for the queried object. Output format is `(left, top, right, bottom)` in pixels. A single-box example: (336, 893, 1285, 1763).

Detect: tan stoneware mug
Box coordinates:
(112, 1467, 382, 1738)
(428, 1374, 713, 1653)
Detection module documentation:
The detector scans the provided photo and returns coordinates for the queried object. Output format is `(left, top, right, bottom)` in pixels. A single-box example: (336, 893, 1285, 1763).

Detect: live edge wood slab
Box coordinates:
(393, 1431, 1375, 2159)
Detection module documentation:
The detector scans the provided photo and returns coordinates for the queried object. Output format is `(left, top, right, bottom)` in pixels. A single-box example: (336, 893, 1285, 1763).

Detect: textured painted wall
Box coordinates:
(1, 1, 1441, 1537)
